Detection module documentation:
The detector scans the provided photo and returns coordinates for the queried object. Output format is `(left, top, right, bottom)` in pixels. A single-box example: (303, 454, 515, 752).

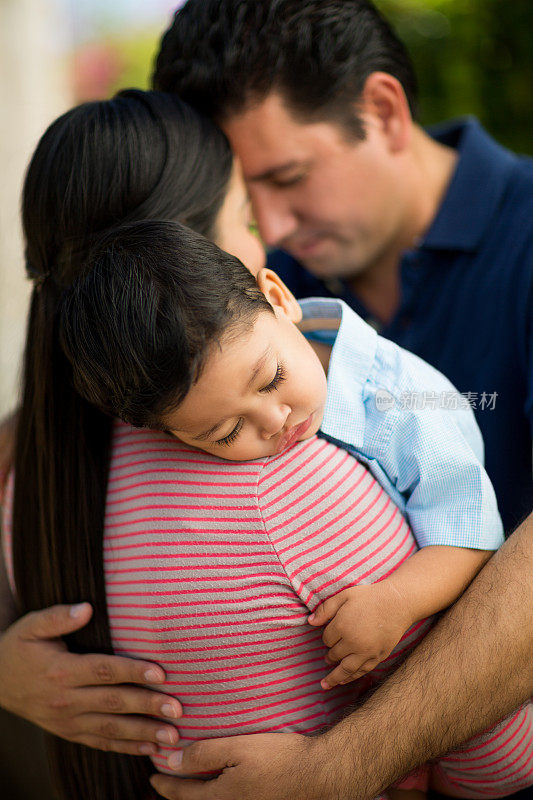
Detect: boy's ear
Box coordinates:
(256, 268, 302, 323)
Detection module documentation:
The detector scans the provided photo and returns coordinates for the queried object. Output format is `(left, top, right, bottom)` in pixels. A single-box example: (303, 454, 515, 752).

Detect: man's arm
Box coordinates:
(150, 510, 533, 800)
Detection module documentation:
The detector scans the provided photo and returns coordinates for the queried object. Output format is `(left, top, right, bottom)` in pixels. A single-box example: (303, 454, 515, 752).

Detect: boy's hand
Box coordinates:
(308, 581, 410, 689)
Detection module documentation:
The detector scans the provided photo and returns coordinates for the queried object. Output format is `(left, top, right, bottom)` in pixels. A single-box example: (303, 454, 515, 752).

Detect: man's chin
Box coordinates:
(289, 248, 335, 275)
(297, 253, 365, 282)
(283, 236, 369, 280)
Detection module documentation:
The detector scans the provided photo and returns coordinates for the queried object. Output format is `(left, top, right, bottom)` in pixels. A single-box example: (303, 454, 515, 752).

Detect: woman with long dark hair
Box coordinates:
(9, 89, 260, 799)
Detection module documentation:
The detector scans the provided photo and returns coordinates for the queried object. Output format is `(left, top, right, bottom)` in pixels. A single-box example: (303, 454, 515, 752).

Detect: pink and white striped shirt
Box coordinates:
(4, 420, 532, 794)
(104, 421, 429, 773)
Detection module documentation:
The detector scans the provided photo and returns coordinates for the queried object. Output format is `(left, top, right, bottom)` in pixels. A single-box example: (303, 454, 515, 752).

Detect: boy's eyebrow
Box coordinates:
(246, 345, 272, 390)
(189, 346, 273, 442)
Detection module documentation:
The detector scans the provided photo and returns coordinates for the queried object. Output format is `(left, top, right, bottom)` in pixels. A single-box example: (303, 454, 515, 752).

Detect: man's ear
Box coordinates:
(358, 71, 412, 153)
(256, 268, 302, 323)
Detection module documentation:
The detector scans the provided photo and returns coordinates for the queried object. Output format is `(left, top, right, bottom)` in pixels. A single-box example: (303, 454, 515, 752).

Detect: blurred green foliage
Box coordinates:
(108, 32, 160, 92)
(375, 0, 532, 153)
(104, 0, 532, 155)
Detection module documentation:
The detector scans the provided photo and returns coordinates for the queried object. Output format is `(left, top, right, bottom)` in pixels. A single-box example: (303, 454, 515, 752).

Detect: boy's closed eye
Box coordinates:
(259, 362, 286, 394)
(215, 418, 244, 448)
(214, 362, 287, 447)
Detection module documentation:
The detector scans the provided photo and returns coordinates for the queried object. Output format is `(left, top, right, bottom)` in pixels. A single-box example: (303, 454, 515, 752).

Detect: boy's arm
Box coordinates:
(367, 385, 504, 552)
(354, 333, 505, 553)
(384, 544, 493, 622)
(309, 545, 492, 688)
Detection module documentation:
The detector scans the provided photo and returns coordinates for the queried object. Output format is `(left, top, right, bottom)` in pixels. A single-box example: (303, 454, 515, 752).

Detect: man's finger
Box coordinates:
(167, 738, 235, 774)
(65, 651, 167, 688)
(150, 774, 212, 800)
(70, 685, 182, 720)
(308, 591, 346, 627)
(20, 603, 94, 641)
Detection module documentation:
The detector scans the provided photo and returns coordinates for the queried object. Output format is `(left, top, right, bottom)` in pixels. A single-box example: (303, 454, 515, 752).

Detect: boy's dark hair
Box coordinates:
(153, 0, 418, 139)
(60, 219, 273, 430)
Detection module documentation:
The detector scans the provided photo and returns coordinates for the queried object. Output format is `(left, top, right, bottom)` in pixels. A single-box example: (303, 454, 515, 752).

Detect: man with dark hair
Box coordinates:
(145, 1, 533, 799)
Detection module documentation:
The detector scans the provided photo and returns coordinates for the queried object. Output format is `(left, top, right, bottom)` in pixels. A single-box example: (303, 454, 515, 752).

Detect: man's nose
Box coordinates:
(251, 189, 298, 249)
(258, 404, 291, 439)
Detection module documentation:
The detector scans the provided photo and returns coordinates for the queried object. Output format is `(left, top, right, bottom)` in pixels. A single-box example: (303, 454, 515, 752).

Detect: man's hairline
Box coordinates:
(217, 85, 371, 148)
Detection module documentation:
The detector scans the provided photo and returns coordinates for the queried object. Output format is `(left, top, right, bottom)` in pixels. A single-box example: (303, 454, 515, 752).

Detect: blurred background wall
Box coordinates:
(0, 0, 182, 421)
(0, 0, 70, 421)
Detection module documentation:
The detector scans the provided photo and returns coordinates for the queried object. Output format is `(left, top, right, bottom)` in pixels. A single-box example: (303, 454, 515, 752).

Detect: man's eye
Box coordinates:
(215, 418, 243, 447)
(272, 174, 304, 188)
(261, 363, 286, 393)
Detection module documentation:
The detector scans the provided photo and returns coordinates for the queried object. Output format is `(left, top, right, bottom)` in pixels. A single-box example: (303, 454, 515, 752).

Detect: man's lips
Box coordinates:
(276, 414, 314, 454)
(285, 234, 328, 258)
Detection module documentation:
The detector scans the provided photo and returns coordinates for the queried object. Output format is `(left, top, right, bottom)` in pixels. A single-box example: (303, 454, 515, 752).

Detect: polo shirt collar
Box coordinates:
(299, 297, 377, 448)
(421, 117, 516, 252)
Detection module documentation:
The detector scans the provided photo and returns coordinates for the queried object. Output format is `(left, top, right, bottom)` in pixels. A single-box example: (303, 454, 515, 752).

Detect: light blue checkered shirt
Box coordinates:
(300, 297, 504, 550)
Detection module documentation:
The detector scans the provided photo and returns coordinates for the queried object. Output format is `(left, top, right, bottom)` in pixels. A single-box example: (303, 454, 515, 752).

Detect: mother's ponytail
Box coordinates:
(11, 90, 233, 799)
(13, 266, 159, 799)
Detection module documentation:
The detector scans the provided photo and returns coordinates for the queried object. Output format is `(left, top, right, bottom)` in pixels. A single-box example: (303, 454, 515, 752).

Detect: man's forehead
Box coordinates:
(243, 159, 304, 184)
(221, 93, 349, 180)
(221, 94, 309, 167)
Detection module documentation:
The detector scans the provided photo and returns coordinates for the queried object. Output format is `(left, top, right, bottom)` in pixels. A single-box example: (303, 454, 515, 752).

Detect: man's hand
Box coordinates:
(0, 602, 182, 755)
(149, 733, 332, 800)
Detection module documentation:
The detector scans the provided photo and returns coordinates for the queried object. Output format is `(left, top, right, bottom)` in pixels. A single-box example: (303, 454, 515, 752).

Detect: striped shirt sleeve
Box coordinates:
(256, 437, 416, 611)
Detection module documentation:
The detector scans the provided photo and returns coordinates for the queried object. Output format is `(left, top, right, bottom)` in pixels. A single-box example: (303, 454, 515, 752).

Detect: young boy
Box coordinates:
(161, 263, 502, 691)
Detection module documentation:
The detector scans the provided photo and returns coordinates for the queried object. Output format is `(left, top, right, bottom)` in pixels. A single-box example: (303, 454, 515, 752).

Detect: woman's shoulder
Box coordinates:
(108, 420, 270, 502)
(110, 420, 264, 472)
(255, 435, 414, 605)
(108, 424, 372, 508)
(256, 434, 370, 505)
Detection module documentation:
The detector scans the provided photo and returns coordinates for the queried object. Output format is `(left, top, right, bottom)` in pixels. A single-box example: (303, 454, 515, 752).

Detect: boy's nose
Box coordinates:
(259, 404, 291, 439)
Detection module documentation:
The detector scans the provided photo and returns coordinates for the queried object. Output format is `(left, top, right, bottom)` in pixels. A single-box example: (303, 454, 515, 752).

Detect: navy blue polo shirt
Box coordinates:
(268, 119, 533, 534)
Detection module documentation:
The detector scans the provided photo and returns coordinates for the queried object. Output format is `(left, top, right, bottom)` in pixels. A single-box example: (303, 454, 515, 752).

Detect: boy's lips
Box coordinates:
(276, 414, 314, 454)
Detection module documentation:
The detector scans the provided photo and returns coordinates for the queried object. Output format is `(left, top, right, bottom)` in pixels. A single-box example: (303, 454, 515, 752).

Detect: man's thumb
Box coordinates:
(166, 738, 231, 775)
(21, 602, 93, 640)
